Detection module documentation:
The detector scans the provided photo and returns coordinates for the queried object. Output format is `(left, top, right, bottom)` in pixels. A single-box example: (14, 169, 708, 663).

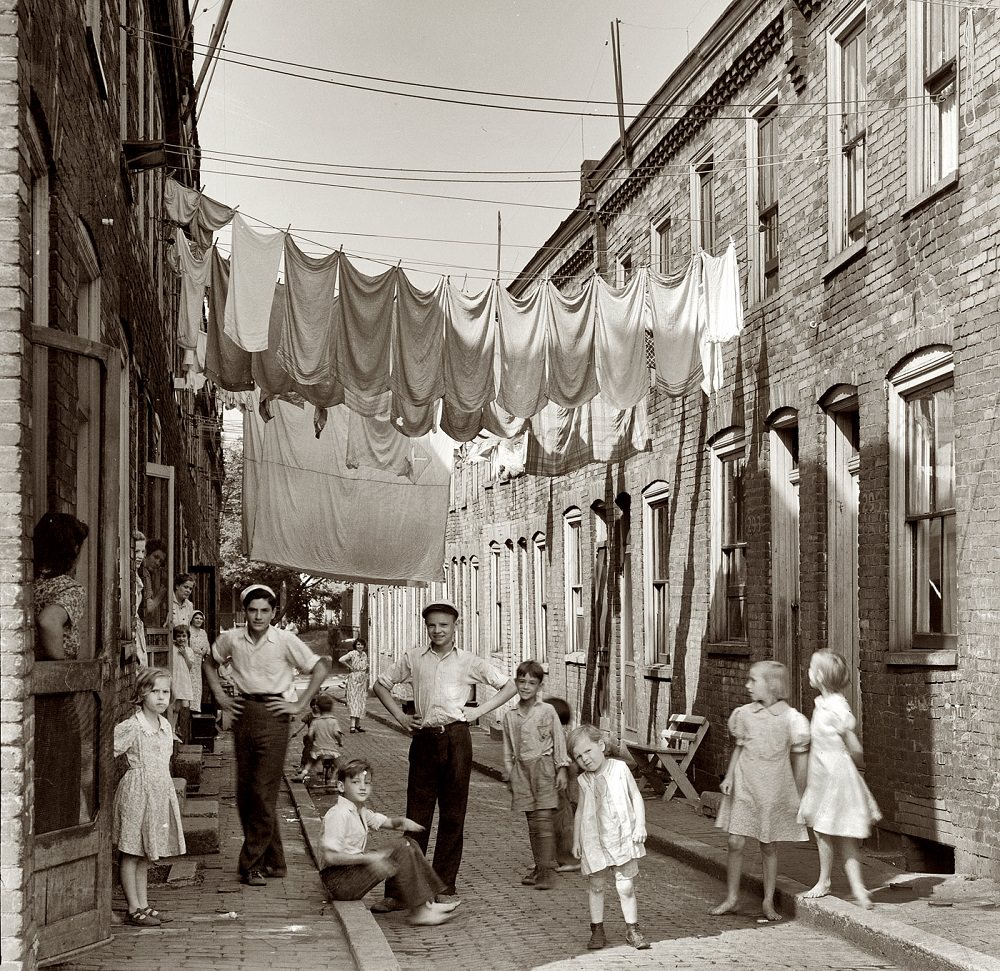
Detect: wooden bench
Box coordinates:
(625, 714, 709, 804)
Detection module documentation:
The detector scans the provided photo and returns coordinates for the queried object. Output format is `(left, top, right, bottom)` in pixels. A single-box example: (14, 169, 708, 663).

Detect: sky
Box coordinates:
(192, 0, 732, 295)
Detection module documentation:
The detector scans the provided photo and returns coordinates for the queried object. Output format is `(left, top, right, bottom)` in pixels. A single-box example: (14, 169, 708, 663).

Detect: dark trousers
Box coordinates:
(554, 789, 576, 865)
(321, 838, 444, 907)
(387, 723, 472, 897)
(233, 699, 290, 875)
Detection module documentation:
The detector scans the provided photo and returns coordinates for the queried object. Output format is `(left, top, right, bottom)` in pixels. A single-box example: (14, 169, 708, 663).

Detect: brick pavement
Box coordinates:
(58, 736, 355, 971)
(302, 713, 916, 971)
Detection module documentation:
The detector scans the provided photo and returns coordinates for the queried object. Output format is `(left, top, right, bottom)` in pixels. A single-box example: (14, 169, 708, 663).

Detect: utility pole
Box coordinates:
(184, 0, 235, 122)
(610, 19, 631, 166)
(496, 211, 502, 280)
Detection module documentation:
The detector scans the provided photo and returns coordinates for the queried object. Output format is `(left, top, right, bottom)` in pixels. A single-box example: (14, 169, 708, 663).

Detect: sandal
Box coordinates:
(143, 906, 173, 923)
(126, 909, 161, 927)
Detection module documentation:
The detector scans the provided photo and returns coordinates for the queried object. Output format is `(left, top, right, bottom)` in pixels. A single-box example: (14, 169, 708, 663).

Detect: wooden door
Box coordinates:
(30, 326, 120, 965)
(620, 549, 637, 738)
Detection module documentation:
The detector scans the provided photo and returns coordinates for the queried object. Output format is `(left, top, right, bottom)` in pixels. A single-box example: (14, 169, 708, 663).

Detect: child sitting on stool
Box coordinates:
(319, 759, 459, 926)
(294, 693, 343, 783)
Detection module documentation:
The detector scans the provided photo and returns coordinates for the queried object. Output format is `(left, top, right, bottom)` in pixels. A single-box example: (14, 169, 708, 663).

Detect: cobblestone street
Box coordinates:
(303, 717, 904, 971)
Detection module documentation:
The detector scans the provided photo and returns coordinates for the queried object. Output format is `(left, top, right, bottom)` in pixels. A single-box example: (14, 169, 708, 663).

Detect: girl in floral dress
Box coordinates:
(712, 660, 810, 921)
(113, 667, 186, 927)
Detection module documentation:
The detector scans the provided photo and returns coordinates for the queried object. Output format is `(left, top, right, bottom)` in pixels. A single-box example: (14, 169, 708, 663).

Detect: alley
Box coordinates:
(303, 718, 903, 971)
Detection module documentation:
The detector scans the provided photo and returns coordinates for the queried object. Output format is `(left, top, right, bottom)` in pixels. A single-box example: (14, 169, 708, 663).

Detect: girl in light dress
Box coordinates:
(169, 624, 197, 738)
(569, 724, 651, 951)
(112, 667, 186, 928)
(187, 610, 212, 711)
(799, 650, 881, 910)
(711, 660, 810, 921)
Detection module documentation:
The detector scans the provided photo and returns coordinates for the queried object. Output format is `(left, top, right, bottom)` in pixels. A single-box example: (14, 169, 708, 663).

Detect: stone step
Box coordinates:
(183, 798, 218, 819)
(181, 813, 220, 855)
(171, 747, 203, 791)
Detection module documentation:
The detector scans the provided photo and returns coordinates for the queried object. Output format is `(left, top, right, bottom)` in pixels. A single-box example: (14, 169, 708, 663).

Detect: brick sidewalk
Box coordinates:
(59, 735, 356, 971)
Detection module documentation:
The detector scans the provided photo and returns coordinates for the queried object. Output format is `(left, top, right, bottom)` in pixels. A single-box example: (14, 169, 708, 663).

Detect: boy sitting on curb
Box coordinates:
(319, 759, 459, 926)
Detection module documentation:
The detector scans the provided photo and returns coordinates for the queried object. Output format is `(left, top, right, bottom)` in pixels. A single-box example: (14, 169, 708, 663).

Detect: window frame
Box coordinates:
(650, 208, 671, 275)
(746, 92, 780, 302)
(888, 348, 957, 656)
(641, 482, 671, 666)
(690, 151, 716, 254)
(709, 429, 748, 647)
(489, 542, 503, 656)
(532, 533, 548, 664)
(563, 508, 584, 655)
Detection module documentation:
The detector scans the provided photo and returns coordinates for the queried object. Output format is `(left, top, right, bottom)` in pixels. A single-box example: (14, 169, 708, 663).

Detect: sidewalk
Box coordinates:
(360, 702, 999, 971)
(60, 733, 357, 971)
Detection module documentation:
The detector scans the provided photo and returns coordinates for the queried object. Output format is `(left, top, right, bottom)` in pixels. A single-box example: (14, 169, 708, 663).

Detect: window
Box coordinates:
(907, 0, 958, 197)
(563, 509, 584, 654)
(517, 538, 529, 662)
(642, 483, 671, 664)
(650, 210, 671, 275)
(769, 412, 801, 697)
(691, 153, 715, 254)
(889, 349, 956, 652)
(710, 430, 747, 644)
(613, 251, 632, 287)
(470, 556, 480, 656)
(828, 5, 867, 253)
(532, 533, 547, 663)
(84, 0, 108, 99)
(748, 99, 779, 299)
(490, 542, 502, 655)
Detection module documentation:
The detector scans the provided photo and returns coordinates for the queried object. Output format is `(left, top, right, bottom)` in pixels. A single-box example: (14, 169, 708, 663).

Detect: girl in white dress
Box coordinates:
(799, 650, 881, 909)
(112, 667, 186, 927)
(569, 724, 651, 952)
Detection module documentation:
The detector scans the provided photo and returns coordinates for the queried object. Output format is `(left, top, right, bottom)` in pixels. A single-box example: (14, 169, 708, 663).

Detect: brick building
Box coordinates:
(0, 2, 223, 967)
(369, 0, 1000, 879)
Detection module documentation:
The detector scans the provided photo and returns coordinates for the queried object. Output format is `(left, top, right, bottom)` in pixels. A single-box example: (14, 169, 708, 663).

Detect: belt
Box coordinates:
(415, 721, 468, 734)
(239, 692, 282, 702)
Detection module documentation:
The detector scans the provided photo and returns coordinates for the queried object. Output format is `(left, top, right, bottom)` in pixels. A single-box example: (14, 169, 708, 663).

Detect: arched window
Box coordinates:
(489, 542, 503, 655)
(563, 508, 584, 655)
(641, 481, 671, 664)
(709, 428, 747, 644)
(532, 532, 547, 663)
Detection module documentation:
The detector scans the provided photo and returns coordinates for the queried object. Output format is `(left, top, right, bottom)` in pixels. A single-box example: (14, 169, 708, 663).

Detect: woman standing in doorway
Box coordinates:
(339, 640, 370, 733)
(188, 610, 211, 711)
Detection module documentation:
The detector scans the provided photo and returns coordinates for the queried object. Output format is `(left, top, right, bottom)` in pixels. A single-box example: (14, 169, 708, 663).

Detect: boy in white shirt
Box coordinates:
(319, 759, 458, 926)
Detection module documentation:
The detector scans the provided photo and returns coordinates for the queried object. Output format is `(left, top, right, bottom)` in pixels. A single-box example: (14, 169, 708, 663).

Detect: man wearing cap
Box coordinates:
(373, 598, 517, 904)
(204, 584, 331, 886)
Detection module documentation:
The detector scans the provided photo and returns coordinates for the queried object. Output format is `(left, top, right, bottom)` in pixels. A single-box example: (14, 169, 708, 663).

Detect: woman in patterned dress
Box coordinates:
(339, 640, 370, 733)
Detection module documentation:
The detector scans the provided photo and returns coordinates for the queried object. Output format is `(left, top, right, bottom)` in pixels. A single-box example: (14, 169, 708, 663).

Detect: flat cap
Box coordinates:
(421, 598, 459, 619)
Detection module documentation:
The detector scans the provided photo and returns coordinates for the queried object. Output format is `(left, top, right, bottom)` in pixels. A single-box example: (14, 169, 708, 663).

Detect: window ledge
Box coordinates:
(563, 651, 587, 666)
(822, 239, 867, 280)
(902, 170, 960, 219)
(706, 642, 751, 657)
(887, 650, 958, 668)
(641, 664, 672, 682)
(747, 292, 781, 314)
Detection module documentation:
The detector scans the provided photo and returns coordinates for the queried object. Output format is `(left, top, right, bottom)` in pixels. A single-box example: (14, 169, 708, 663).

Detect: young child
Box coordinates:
(711, 660, 810, 921)
(501, 660, 570, 890)
(319, 759, 459, 926)
(112, 667, 186, 927)
(295, 693, 343, 783)
(169, 624, 196, 739)
(569, 724, 651, 950)
(542, 696, 581, 874)
(799, 650, 881, 909)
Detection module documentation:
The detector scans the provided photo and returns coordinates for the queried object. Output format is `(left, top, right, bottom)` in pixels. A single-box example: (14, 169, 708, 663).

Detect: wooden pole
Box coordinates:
(496, 210, 502, 279)
(611, 19, 630, 165)
(185, 0, 235, 120)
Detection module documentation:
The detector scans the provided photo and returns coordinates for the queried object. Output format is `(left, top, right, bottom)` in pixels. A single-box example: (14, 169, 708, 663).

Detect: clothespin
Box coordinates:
(285, 223, 292, 235)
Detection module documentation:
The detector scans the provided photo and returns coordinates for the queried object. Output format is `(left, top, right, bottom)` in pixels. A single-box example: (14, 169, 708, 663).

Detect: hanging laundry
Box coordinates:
(175, 228, 211, 350)
(252, 282, 296, 399)
(242, 393, 453, 585)
(444, 280, 498, 413)
(391, 395, 437, 438)
(334, 256, 395, 398)
(496, 432, 527, 480)
(545, 278, 599, 408)
(164, 176, 200, 225)
(223, 214, 284, 352)
(346, 410, 416, 480)
(699, 242, 745, 393)
(205, 248, 254, 392)
(496, 285, 548, 418)
(482, 401, 528, 439)
(594, 268, 650, 409)
(647, 260, 705, 396)
(191, 192, 236, 250)
(440, 400, 485, 443)
(277, 238, 339, 385)
(525, 394, 651, 476)
(392, 274, 446, 407)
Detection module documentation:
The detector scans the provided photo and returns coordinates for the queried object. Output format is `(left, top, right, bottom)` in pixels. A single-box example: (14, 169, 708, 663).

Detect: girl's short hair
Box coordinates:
(173, 573, 194, 591)
(810, 650, 850, 692)
(315, 693, 335, 713)
(172, 624, 190, 641)
(547, 696, 571, 726)
(133, 529, 146, 543)
(131, 666, 171, 707)
(516, 659, 545, 682)
(337, 758, 372, 784)
(33, 512, 89, 577)
(750, 660, 790, 701)
(567, 723, 603, 755)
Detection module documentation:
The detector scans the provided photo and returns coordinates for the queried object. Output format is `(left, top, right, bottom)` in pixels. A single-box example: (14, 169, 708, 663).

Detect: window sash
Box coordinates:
(910, 512, 956, 635)
(841, 23, 867, 242)
(697, 162, 715, 252)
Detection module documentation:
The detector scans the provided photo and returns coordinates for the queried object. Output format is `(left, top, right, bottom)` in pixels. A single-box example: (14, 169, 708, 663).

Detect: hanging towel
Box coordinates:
(205, 248, 254, 392)
(393, 274, 446, 407)
(440, 400, 485, 443)
(594, 268, 650, 409)
(648, 260, 704, 397)
(346, 411, 415, 480)
(545, 278, 599, 408)
(497, 285, 548, 418)
(444, 280, 498, 413)
(391, 395, 437, 438)
(164, 177, 200, 225)
(191, 192, 237, 250)
(175, 228, 211, 350)
(223, 214, 284, 352)
(278, 238, 339, 384)
(242, 394, 453, 585)
(252, 282, 296, 399)
(334, 256, 395, 398)
(700, 242, 745, 393)
(525, 394, 651, 476)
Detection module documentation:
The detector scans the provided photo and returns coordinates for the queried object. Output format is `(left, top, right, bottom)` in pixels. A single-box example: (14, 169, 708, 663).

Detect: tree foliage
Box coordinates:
(220, 435, 345, 626)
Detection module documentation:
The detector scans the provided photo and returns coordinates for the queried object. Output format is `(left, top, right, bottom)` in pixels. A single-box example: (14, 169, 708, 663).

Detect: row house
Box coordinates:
(0, 1, 224, 967)
(370, 0, 1000, 880)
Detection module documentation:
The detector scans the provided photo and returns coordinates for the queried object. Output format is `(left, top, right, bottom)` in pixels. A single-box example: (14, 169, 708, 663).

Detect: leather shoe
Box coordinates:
(262, 866, 287, 878)
(241, 870, 266, 887)
(370, 897, 406, 913)
(434, 893, 461, 907)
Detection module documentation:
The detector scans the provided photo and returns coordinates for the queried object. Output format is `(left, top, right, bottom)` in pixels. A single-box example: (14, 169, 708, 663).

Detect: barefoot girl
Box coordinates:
(112, 667, 186, 927)
(798, 650, 881, 909)
(569, 724, 651, 951)
(711, 660, 810, 921)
